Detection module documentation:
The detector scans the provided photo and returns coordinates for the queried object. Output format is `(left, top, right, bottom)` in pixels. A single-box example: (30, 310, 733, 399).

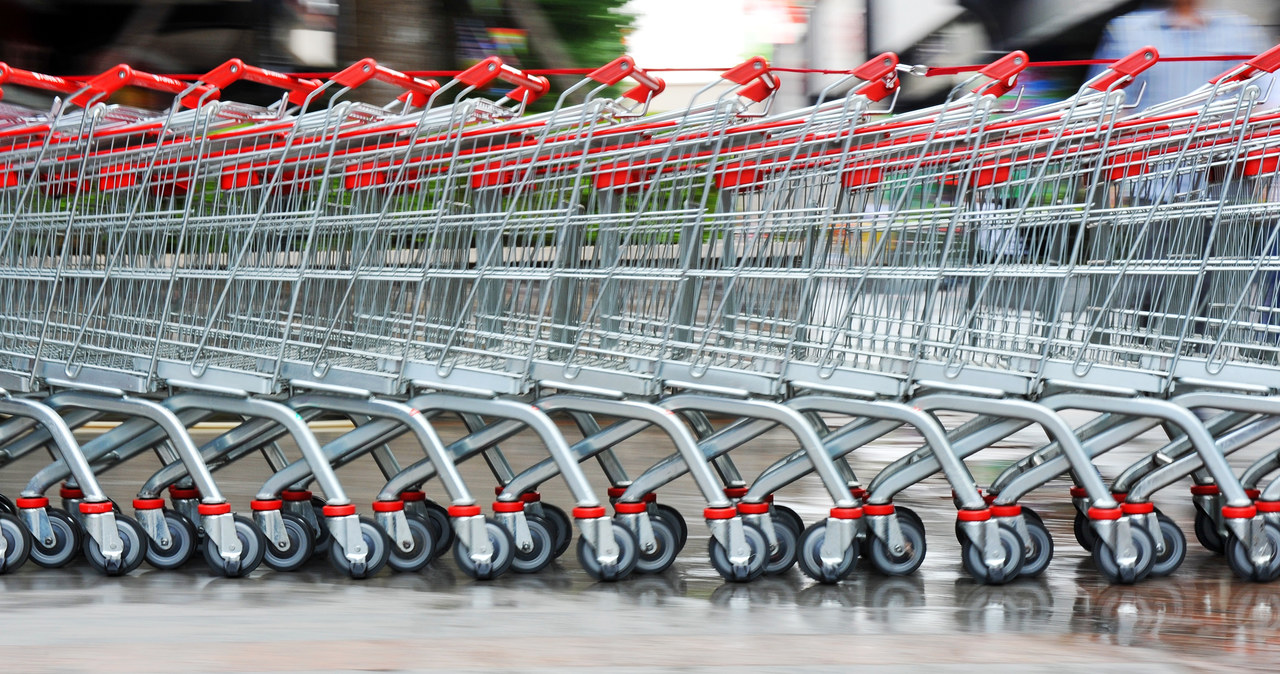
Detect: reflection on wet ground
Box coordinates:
(0, 416, 1277, 671)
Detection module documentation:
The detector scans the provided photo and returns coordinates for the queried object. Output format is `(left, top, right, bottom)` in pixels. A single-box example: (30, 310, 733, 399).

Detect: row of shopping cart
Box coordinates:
(3, 44, 1280, 587)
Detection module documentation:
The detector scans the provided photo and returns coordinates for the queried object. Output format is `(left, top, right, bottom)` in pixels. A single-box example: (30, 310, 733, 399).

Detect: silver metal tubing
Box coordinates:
(47, 392, 227, 503)
(866, 417, 1032, 502)
(0, 393, 109, 502)
(161, 392, 350, 506)
(621, 417, 778, 499)
(745, 395, 986, 509)
(987, 413, 1134, 496)
(490, 419, 652, 497)
(741, 419, 901, 501)
(992, 416, 1158, 505)
(378, 417, 532, 501)
(281, 395, 474, 505)
(1128, 416, 1280, 502)
(507, 395, 733, 509)
(27, 409, 212, 496)
(656, 394, 855, 508)
(1108, 411, 1254, 494)
(912, 394, 1117, 510)
(1040, 392, 1253, 507)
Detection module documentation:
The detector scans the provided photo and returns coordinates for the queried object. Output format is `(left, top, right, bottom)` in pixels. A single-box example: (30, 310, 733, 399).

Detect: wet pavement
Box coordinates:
(0, 413, 1278, 672)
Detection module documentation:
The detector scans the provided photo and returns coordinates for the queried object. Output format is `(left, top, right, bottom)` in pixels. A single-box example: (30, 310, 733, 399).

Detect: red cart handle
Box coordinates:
(70, 64, 213, 107)
(1213, 43, 1280, 84)
(454, 56, 551, 104)
(330, 58, 441, 107)
(0, 63, 81, 99)
(193, 58, 323, 107)
(587, 56, 666, 103)
(850, 52, 900, 102)
(719, 56, 779, 103)
(974, 51, 1029, 97)
(1089, 46, 1160, 91)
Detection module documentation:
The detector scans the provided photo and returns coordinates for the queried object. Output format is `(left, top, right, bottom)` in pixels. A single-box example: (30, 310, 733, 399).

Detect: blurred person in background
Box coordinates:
(1091, 0, 1270, 109)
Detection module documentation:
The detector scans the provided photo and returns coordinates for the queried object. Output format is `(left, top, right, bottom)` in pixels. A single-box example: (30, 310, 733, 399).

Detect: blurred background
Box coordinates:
(0, 0, 1277, 109)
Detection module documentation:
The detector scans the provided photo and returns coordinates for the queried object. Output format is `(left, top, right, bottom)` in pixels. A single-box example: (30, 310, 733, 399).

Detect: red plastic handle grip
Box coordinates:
(453, 55, 551, 102)
(71, 64, 213, 107)
(196, 58, 322, 106)
(1213, 43, 1280, 84)
(0, 62, 80, 95)
(331, 58, 441, 107)
(589, 56, 664, 92)
(851, 52, 900, 102)
(978, 51, 1029, 83)
(721, 56, 771, 85)
(585, 56, 665, 104)
(972, 51, 1029, 97)
(1089, 46, 1159, 91)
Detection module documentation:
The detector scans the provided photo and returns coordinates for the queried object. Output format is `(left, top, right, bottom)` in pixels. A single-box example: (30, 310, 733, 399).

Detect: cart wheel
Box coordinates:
(796, 521, 856, 584)
(962, 523, 1024, 585)
(1146, 511, 1187, 578)
(533, 502, 573, 559)
(387, 514, 435, 573)
(633, 514, 679, 575)
(83, 515, 147, 576)
(1018, 510, 1054, 578)
(453, 518, 515, 580)
(328, 517, 390, 579)
(511, 516, 554, 574)
(868, 514, 927, 576)
(264, 512, 315, 572)
(0, 493, 16, 516)
(770, 503, 805, 538)
(1226, 522, 1280, 582)
(577, 523, 638, 582)
(709, 521, 768, 583)
(0, 512, 32, 574)
(421, 499, 455, 560)
(1073, 511, 1097, 551)
(306, 496, 332, 552)
(1092, 525, 1155, 585)
(1193, 509, 1225, 555)
(145, 509, 198, 570)
(203, 515, 266, 578)
(763, 514, 799, 576)
(651, 502, 687, 551)
(29, 508, 82, 569)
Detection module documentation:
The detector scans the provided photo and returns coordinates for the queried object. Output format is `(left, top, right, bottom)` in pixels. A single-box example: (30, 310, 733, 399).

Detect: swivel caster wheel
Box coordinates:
(0, 512, 32, 573)
(762, 514, 799, 576)
(1145, 511, 1187, 579)
(1073, 511, 1097, 552)
(453, 518, 515, 580)
(387, 514, 436, 573)
(1193, 509, 1225, 555)
(511, 516, 555, 574)
(1226, 522, 1280, 582)
(29, 507, 83, 569)
(796, 521, 856, 585)
(868, 513, 927, 576)
(1092, 525, 1155, 585)
(145, 509, 198, 570)
(961, 523, 1024, 585)
(577, 524, 639, 582)
(1018, 507, 1054, 578)
(203, 515, 266, 578)
(650, 502, 688, 552)
(632, 515, 680, 575)
(263, 512, 315, 572)
(328, 517, 391, 579)
(708, 522, 768, 583)
(83, 515, 147, 576)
